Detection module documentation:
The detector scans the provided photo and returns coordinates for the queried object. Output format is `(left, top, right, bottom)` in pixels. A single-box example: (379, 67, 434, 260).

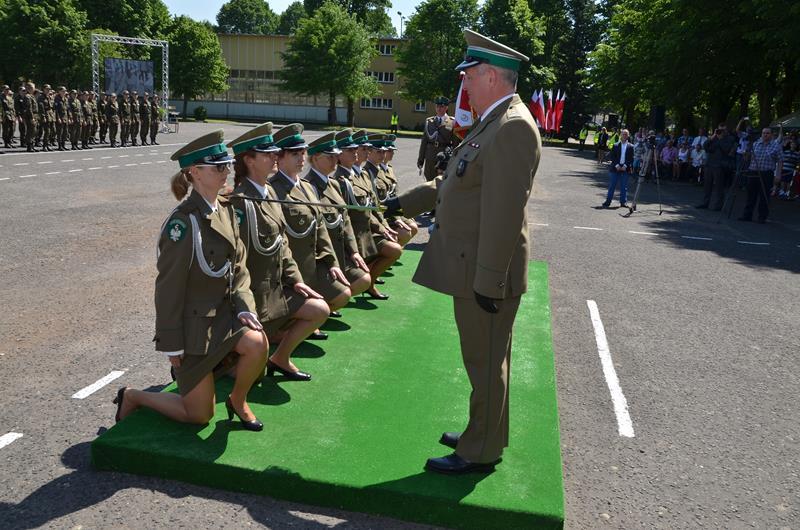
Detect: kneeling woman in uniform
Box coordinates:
(113, 130, 268, 431)
(227, 122, 329, 381)
(303, 131, 372, 298)
(268, 124, 351, 335)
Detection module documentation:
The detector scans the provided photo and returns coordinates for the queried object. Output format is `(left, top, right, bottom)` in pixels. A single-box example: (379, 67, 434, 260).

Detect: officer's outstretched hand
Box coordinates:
(383, 197, 402, 217)
(474, 291, 499, 314)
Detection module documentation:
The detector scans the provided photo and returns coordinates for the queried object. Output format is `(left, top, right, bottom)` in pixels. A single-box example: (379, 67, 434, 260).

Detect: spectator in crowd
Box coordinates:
(601, 128, 633, 208)
(739, 127, 782, 222)
(595, 126, 609, 164)
(660, 139, 677, 179)
(735, 118, 754, 184)
(578, 124, 588, 150)
(690, 141, 706, 185)
(677, 142, 691, 180)
(692, 128, 707, 148)
(677, 128, 693, 148)
(697, 123, 737, 210)
(775, 137, 799, 200)
(633, 132, 646, 175)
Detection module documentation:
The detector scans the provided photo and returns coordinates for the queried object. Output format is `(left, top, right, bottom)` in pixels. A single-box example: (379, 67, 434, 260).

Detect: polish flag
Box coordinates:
(554, 91, 566, 133)
(529, 89, 545, 129)
(453, 75, 474, 140)
(545, 89, 554, 132)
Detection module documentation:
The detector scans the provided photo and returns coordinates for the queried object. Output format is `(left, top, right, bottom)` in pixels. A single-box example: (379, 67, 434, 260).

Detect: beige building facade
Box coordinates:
(184, 34, 433, 130)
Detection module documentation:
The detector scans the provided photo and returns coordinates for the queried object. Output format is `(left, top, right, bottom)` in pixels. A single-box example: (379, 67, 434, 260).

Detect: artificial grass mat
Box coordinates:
(92, 251, 564, 528)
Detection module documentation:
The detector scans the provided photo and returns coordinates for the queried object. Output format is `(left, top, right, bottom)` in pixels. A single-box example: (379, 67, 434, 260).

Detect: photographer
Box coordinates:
(697, 123, 736, 210)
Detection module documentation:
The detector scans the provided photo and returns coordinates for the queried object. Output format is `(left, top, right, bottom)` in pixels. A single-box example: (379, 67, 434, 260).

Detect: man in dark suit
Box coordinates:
(602, 128, 633, 208)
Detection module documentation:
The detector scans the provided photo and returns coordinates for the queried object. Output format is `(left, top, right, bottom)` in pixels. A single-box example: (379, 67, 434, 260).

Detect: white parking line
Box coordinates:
(88, 167, 102, 170)
(68, 169, 82, 173)
(0, 177, 9, 181)
(119, 155, 129, 158)
(72, 370, 126, 399)
(13, 162, 29, 166)
(140, 161, 152, 165)
(107, 165, 119, 168)
(82, 157, 94, 161)
(37, 161, 52, 165)
(156, 160, 167, 163)
(62, 159, 74, 162)
(45, 171, 61, 175)
(737, 241, 770, 246)
(574, 226, 603, 231)
(0, 432, 23, 449)
(629, 230, 658, 235)
(586, 300, 635, 438)
(101, 156, 112, 159)
(18, 174, 36, 178)
(681, 235, 712, 241)
(529, 222, 549, 226)
(124, 163, 138, 167)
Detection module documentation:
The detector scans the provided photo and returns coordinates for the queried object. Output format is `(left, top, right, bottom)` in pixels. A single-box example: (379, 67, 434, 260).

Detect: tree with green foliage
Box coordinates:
(396, 0, 479, 103)
(277, 1, 306, 35)
(77, 0, 171, 41)
(217, 0, 279, 35)
(303, 0, 395, 36)
(281, 1, 379, 125)
(168, 16, 230, 117)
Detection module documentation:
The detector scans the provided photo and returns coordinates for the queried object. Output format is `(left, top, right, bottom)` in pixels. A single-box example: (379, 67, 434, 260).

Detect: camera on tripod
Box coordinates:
(646, 134, 657, 149)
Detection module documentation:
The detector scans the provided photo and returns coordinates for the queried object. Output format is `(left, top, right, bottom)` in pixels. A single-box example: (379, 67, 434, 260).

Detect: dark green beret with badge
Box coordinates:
(227, 122, 280, 155)
(307, 131, 342, 155)
(273, 123, 308, 150)
(170, 129, 233, 169)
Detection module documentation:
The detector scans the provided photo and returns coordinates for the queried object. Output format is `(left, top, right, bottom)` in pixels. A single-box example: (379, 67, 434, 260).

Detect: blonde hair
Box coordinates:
(170, 168, 192, 200)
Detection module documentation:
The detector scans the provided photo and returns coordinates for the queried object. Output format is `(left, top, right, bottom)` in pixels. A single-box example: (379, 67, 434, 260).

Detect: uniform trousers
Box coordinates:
(120, 120, 129, 144)
(453, 294, 521, 463)
(150, 119, 159, 143)
(140, 117, 150, 143)
(108, 122, 118, 145)
(130, 119, 139, 143)
(2, 118, 14, 145)
(25, 117, 36, 147)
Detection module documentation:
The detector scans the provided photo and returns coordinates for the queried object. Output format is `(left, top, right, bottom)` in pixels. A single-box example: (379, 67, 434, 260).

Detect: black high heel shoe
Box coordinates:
(329, 310, 342, 318)
(266, 360, 312, 381)
(374, 278, 385, 285)
(309, 330, 328, 340)
(225, 397, 263, 431)
(367, 290, 389, 300)
(112, 387, 127, 423)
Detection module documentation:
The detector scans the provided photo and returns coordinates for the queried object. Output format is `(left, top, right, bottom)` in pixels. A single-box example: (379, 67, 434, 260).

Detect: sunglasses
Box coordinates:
(195, 162, 232, 173)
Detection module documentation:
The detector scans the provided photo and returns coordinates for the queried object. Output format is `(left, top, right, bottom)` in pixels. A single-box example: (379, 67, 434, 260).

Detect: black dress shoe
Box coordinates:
(439, 431, 461, 449)
(367, 291, 389, 300)
(600, 202, 611, 209)
(225, 397, 263, 431)
(309, 330, 329, 340)
(619, 202, 629, 208)
(374, 278, 385, 285)
(112, 387, 128, 423)
(425, 453, 497, 475)
(329, 310, 342, 318)
(266, 360, 311, 381)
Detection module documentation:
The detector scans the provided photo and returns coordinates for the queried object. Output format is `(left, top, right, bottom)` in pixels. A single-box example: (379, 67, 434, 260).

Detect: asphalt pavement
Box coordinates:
(0, 123, 797, 529)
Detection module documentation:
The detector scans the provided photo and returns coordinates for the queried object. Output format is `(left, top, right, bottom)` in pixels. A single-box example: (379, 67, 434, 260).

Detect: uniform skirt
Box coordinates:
(308, 261, 349, 301)
(263, 285, 307, 335)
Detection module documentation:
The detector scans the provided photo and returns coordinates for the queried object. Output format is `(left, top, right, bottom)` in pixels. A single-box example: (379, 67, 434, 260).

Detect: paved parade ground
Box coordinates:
(1, 122, 798, 529)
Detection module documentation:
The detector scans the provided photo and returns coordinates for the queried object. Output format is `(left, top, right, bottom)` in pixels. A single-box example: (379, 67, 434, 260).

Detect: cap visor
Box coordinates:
(252, 145, 281, 153)
(205, 154, 234, 164)
(455, 59, 481, 71)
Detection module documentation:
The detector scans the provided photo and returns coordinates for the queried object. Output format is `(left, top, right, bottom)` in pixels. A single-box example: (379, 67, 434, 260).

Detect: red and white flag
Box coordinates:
(453, 76, 474, 140)
(529, 89, 545, 129)
(554, 91, 566, 133)
(545, 89, 555, 132)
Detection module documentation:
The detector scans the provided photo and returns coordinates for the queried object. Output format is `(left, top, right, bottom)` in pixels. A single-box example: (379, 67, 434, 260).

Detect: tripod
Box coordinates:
(716, 162, 744, 222)
(624, 145, 663, 217)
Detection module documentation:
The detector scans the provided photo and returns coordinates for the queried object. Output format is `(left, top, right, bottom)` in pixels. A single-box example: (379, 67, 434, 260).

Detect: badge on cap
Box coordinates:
(167, 218, 187, 242)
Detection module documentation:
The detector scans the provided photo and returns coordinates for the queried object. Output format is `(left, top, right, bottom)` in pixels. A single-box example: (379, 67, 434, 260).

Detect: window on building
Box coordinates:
(365, 71, 395, 84)
(375, 43, 396, 56)
(414, 101, 427, 113)
(360, 97, 393, 110)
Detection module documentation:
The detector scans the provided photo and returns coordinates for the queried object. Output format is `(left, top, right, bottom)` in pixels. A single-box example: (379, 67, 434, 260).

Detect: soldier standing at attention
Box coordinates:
(2, 85, 15, 149)
(68, 89, 82, 151)
(97, 92, 107, 144)
(80, 91, 93, 149)
(119, 90, 130, 147)
(23, 83, 38, 152)
(105, 93, 120, 148)
(140, 91, 151, 145)
(129, 90, 140, 146)
(54, 87, 68, 151)
(385, 30, 541, 475)
(34, 88, 45, 148)
(149, 94, 160, 145)
(15, 86, 27, 148)
(39, 85, 55, 151)
(89, 92, 99, 144)
(417, 96, 455, 181)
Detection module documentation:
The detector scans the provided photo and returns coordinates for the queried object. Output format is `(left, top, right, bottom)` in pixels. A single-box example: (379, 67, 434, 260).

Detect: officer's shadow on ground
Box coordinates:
(0, 439, 425, 530)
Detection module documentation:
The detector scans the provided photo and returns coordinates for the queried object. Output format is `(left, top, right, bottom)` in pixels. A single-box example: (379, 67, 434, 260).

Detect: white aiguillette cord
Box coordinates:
(244, 200, 283, 256)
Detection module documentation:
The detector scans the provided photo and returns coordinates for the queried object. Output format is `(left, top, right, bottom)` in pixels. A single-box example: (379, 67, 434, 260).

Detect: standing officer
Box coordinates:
(129, 90, 140, 146)
(80, 91, 93, 149)
(149, 94, 160, 145)
(23, 82, 38, 152)
(39, 85, 55, 151)
(54, 87, 68, 151)
(68, 89, 82, 151)
(15, 86, 27, 148)
(119, 90, 131, 147)
(2, 85, 15, 148)
(105, 93, 120, 147)
(140, 91, 151, 145)
(89, 92, 99, 144)
(97, 92, 107, 144)
(386, 29, 540, 474)
(417, 96, 455, 181)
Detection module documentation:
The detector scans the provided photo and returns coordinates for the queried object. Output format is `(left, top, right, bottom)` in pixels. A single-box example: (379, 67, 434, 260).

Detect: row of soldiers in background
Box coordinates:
(0, 82, 162, 153)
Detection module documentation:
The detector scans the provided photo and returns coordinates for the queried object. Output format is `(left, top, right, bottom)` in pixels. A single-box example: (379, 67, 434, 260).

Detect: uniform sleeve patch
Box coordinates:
(166, 218, 187, 242)
(234, 208, 244, 226)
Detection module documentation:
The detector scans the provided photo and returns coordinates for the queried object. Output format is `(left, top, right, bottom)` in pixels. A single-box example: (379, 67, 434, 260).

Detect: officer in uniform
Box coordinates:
(417, 96, 456, 181)
(80, 91, 93, 149)
(364, 133, 414, 246)
(35, 88, 46, 148)
(105, 93, 119, 147)
(89, 92, 100, 144)
(39, 85, 54, 150)
(23, 83, 38, 152)
(68, 89, 82, 151)
(54, 87, 69, 151)
(386, 29, 541, 474)
(129, 90, 140, 146)
(150, 94, 160, 144)
(2, 85, 15, 148)
(97, 92, 107, 144)
(113, 129, 268, 431)
(119, 90, 131, 147)
(15, 86, 27, 148)
(227, 122, 330, 380)
(140, 91, 151, 145)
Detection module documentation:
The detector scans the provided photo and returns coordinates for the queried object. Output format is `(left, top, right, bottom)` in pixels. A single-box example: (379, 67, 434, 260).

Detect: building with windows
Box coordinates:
(182, 34, 434, 130)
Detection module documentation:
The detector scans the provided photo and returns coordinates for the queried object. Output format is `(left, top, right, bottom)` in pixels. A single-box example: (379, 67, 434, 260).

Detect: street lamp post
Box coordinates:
(397, 11, 404, 39)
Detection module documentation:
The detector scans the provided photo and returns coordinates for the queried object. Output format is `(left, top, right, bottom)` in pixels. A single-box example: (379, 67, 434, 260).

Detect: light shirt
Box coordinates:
(202, 196, 218, 213)
(352, 164, 361, 174)
(311, 167, 329, 184)
(279, 170, 300, 188)
(480, 93, 515, 122)
(246, 177, 268, 199)
(618, 141, 629, 165)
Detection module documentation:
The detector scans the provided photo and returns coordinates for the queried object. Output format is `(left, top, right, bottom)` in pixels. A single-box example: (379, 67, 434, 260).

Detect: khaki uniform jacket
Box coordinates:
(303, 168, 361, 267)
(418, 115, 456, 178)
(364, 160, 391, 202)
(352, 165, 389, 231)
(400, 94, 540, 300)
(130, 99, 140, 123)
(154, 190, 256, 354)
(68, 98, 82, 125)
(54, 96, 67, 123)
(2, 94, 15, 121)
(267, 171, 338, 283)
(81, 100, 93, 122)
(97, 99, 106, 124)
(24, 93, 37, 121)
(105, 101, 119, 124)
(120, 98, 131, 122)
(229, 179, 303, 323)
(332, 165, 379, 258)
(140, 99, 151, 121)
(150, 100, 160, 121)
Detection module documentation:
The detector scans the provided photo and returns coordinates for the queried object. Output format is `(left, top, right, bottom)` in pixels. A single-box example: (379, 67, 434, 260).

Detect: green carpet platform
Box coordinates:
(92, 251, 564, 529)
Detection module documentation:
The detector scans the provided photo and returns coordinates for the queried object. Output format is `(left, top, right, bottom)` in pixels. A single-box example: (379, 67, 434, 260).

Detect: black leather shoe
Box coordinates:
(309, 330, 329, 340)
(374, 278, 385, 285)
(266, 360, 311, 381)
(225, 397, 263, 431)
(439, 431, 461, 449)
(600, 202, 610, 209)
(112, 387, 128, 423)
(425, 453, 497, 475)
(619, 202, 628, 208)
(329, 311, 342, 318)
(367, 291, 389, 300)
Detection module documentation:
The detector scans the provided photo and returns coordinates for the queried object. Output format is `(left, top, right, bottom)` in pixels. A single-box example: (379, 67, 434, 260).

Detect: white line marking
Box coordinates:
(18, 174, 36, 178)
(37, 161, 53, 165)
(629, 230, 659, 236)
(156, 160, 167, 163)
(529, 222, 549, 226)
(81, 157, 94, 161)
(135, 153, 145, 157)
(68, 169, 83, 173)
(140, 161, 152, 165)
(71, 370, 125, 399)
(124, 163, 138, 167)
(45, 171, 61, 175)
(101, 156, 112, 159)
(161, 151, 171, 155)
(574, 226, 603, 231)
(681, 235, 713, 241)
(88, 167, 102, 170)
(107, 165, 119, 168)
(737, 241, 770, 246)
(0, 177, 9, 181)
(62, 159, 74, 162)
(13, 162, 29, 166)
(586, 300, 635, 438)
(119, 155, 129, 158)
(0, 432, 23, 449)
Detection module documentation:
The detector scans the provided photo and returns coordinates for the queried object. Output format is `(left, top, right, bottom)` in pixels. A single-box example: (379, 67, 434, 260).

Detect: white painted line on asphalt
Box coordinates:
(140, 161, 152, 165)
(737, 241, 770, 246)
(574, 226, 603, 231)
(119, 155, 129, 158)
(13, 162, 29, 166)
(18, 174, 36, 178)
(156, 160, 167, 163)
(88, 167, 102, 170)
(68, 169, 82, 173)
(529, 222, 549, 226)
(101, 156, 112, 159)
(1, 143, 183, 157)
(107, 165, 119, 168)
(0, 177, 9, 181)
(81, 157, 94, 161)
(135, 153, 145, 157)
(161, 151, 171, 155)
(124, 163, 138, 167)
(44, 171, 61, 175)
(72, 370, 125, 399)
(681, 235, 712, 241)
(629, 230, 658, 235)
(62, 159, 74, 162)
(37, 161, 52, 164)
(0, 432, 23, 449)
(587, 300, 635, 438)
